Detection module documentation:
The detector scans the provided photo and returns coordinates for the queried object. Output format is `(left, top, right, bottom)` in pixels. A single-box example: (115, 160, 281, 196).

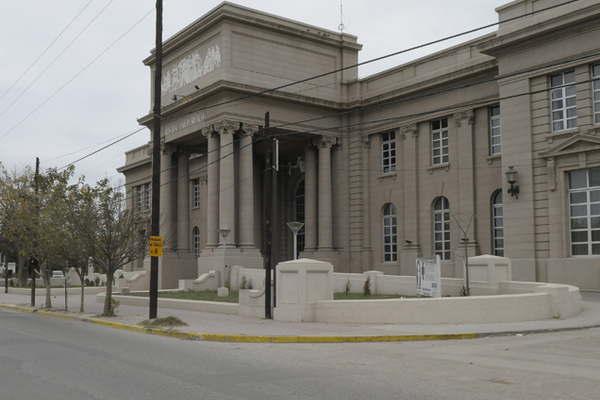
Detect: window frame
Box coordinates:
(433, 197, 451, 261)
(192, 226, 200, 257)
(568, 168, 600, 257)
(381, 131, 397, 173)
(382, 203, 398, 263)
(491, 190, 504, 257)
(191, 178, 200, 209)
(592, 64, 600, 125)
(549, 70, 577, 133)
(489, 104, 502, 156)
(134, 183, 151, 213)
(431, 118, 449, 166)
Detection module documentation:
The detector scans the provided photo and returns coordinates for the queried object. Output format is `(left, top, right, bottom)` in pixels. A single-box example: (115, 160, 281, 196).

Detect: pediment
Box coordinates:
(540, 133, 600, 158)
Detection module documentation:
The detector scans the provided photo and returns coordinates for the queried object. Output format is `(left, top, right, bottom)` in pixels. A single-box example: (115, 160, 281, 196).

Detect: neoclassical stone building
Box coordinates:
(119, 0, 600, 290)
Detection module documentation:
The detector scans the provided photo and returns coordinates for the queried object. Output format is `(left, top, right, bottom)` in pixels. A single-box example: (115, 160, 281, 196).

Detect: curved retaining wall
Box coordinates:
(313, 281, 582, 324)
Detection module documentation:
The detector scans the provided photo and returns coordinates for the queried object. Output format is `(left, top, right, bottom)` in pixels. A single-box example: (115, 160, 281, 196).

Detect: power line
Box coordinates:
(0, 0, 95, 103)
(167, 0, 583, 118)
(54, 0, 587, 175)
(0, 8, 153, 141)
(0, 0, 114, 118)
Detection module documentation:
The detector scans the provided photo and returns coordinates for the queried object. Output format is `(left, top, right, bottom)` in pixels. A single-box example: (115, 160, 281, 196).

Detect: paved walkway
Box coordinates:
(1, 290, 600, 337)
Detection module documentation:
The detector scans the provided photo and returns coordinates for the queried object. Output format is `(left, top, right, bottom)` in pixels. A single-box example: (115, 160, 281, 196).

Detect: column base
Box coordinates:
(198, 247, 264, 277)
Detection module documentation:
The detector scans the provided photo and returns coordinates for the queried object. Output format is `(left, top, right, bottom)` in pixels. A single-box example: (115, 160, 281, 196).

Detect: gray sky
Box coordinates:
(0, 0, 505, 185)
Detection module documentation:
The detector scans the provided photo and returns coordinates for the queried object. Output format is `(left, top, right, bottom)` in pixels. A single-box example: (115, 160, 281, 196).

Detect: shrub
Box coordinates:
(363, 277, 371, 297)
(240, 276, 247, 290)
(345, 280, 351, 296)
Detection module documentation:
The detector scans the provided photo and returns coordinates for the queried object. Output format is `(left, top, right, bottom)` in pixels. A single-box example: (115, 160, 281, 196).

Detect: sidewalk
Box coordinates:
(2, 291, 600, 342)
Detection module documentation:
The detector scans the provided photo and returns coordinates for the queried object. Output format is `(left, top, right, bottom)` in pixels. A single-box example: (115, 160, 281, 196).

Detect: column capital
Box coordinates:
(200, 127, 218, 139)
(240, 123, 261, 137)
(454, 110, 475, 127)
(401, 124, 419, 137)
(214, 120, 240, 135)
(314, 136, 337, 149)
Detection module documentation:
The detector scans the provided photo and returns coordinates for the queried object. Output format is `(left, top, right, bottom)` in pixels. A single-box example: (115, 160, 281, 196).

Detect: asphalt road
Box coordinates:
(1, 309, 600, 400)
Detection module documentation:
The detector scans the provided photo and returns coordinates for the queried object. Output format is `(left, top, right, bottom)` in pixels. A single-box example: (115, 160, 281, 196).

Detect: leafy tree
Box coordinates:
(92, 180, 145, 316)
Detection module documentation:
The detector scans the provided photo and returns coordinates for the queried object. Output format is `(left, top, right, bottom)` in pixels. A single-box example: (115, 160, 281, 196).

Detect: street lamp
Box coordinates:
(506, 166, 519, 199)
(286, 222, 305, 260)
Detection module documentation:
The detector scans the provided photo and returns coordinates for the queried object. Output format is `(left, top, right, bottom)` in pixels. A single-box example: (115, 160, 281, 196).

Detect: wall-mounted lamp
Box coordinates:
(505, 166, 519, 199)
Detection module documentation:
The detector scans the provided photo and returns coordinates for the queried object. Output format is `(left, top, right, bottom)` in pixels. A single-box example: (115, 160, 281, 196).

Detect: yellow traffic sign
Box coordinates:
(149, 236, 163, 246)
(149, 245, 163, 257)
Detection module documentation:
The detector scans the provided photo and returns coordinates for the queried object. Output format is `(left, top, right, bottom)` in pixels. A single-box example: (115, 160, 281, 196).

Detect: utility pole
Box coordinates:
(271, 114, 279, 310)
(149, 0, 163, 320)
(264, 112, 274, 319)
(31, 157, 40, 307)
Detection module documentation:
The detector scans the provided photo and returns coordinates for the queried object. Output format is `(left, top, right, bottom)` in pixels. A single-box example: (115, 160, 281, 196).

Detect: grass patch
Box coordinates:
(129, 290, 239, 303)
(334, 293, 408, 300)
(139, 316, 188, 328)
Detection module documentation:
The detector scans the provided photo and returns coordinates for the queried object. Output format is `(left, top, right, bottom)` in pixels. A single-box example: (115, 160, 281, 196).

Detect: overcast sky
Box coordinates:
(0, 0, 506, 185)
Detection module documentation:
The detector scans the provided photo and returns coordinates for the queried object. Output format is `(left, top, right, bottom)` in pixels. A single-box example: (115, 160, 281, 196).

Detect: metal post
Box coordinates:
(264, 112, 273, 319)
(31, 157, 40, 307)
(462, 237, 471, 296)
(149, 0, 163, 320)
(293, 232, 298, 260)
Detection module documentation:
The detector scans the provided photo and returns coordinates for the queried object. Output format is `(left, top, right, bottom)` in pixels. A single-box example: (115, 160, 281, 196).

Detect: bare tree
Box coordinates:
(92, 180, 145, 317)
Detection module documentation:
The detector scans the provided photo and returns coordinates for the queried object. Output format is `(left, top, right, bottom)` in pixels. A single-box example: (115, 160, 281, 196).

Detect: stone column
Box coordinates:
(218, 122, 236, 248)
(317, 137, 335, 251)
(239, 126, 256, 248)
(160, 144, 177, 250)
(454, 111, 479, 266)
(401, 125, 420, 275)
(176, 151, 190, 252)
(304, 144, 317, 252)
(203, 128, 219, 248)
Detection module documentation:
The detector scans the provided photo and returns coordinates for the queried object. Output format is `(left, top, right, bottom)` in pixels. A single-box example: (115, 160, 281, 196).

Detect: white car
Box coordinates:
(51, 270, 65, 280)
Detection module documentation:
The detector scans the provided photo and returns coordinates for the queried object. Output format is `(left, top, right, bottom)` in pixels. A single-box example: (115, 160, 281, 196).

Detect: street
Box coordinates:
(1, 309, 599, 400)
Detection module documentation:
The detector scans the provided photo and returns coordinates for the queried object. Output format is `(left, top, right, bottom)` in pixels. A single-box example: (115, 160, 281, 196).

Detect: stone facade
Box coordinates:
(119, 0, 600, 290)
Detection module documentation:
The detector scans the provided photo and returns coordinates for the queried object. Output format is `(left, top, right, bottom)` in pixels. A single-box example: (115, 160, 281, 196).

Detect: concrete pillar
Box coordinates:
(454, 111, 479, 256)
(304, 144, 317, 251)
(401, 125, 420, 274)
(176, 152, 190, 252)
(204, 129, 219, 248)
(317, 137, 335, 250)
(218, 122, 236, 248)
(160, 144, 177, 251)
(239, 127, 256, 248)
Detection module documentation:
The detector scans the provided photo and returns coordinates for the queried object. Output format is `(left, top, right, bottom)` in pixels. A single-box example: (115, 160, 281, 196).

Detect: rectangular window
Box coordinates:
(489, 104, 501, 155)
(431, 118, 449, 166)
(134, 183, 151, 212)
(550, 70, 577, 132)
(593, 64, 600, 125)
(191, 178, 200, 209)
(568, 168, 600, 256)
(381, 132, 396, 173)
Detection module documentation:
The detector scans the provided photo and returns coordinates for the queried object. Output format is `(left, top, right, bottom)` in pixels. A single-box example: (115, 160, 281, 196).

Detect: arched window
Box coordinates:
(192, 227, 200, 257)
(491, 190, 504, 256)
(433, 197, 451, 260)
(383, 203, 397, 262)
(295, 181, 305, 256)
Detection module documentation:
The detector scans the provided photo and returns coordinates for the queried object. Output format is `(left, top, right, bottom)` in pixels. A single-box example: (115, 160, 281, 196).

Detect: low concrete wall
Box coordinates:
(96, 293, 238, 315)
(314, 293, 555, 324)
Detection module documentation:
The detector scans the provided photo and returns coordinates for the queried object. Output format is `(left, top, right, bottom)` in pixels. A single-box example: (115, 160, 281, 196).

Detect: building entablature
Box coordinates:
(482, 0, 600, 57)
(143, 2, 361, 67)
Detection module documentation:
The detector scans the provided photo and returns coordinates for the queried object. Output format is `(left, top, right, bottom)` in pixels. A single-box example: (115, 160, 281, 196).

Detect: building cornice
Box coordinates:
(480, 4, 600, 56)
(143, 2, 361, 66)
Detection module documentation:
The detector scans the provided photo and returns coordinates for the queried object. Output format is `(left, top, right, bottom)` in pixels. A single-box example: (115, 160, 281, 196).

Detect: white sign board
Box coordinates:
(416, 256, 442, 298)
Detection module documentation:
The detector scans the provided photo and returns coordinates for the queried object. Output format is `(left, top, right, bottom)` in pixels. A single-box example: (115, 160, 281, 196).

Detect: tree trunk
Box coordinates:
(42, 263, 51, 309)
(64, 275, 68, 311)
(17, 254, 27, 287)
(103, 266, 114, 316)
(79, 273, 85, 313)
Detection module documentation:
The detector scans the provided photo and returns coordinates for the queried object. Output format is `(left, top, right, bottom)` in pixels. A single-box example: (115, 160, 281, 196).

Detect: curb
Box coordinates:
(1, 303, 598, 344)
